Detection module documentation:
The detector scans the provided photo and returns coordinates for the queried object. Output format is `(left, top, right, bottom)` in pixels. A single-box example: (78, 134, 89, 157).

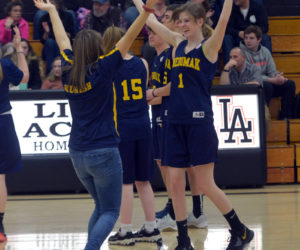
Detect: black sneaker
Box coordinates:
(108, 229, 135, 246)
(175, 236, 194, 250)
(226, 226, 254, 250)
(133, 225, 162, 243)
(156, 202, 170, 219)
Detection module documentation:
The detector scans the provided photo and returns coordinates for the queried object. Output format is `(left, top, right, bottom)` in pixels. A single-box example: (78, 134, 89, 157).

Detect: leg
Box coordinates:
(263, 81, 274, 105)
(193, 163, 254, 248)
(42, 39, 60, 74)
(120, 184, 134, 224)
(186, 168, 208, 228)
(272, 80, 296, 119)
(0, 175, 7, 241)
(135, 181, 156, 222)
(33, 10, 47, 39)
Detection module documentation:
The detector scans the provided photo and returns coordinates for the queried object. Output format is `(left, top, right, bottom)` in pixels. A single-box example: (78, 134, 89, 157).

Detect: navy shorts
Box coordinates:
(152, 123, 162, 160)
(164, 123, 219, 168)
(118, 136, 154, 184)
(161, 122, 169, 166)
(0, 114, 23, 174)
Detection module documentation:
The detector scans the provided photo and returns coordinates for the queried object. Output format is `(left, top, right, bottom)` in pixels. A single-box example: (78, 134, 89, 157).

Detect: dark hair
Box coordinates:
(50, 0, 65, 12)
(231, 47, 245, 57)
(5, 0, 24, 16)
(244, 25, 263, 40)
(176, 2, 213, 39)
(102, 26, 125, 54)
(68, 29, 103, 89)
(166, 4, 180, 12)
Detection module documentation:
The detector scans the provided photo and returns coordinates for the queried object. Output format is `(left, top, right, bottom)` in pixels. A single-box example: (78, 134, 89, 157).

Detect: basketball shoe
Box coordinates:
(226, 226, 254, 250)
(187, 212, 208, 228)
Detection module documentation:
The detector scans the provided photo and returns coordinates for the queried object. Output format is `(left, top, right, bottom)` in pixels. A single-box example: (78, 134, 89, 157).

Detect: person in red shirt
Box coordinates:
(41, 57, 63, 89)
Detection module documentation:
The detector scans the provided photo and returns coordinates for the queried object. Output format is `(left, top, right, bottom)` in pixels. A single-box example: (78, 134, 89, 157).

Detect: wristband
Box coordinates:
(223, 69, 229, 72)
(143, 5, 155, 13)
(152, 89, 157, 97)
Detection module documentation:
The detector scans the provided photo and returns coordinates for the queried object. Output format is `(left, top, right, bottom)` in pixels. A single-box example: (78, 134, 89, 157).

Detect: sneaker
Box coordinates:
(175, 236, 194, 250)
(157, 213, 177, 231)
(187, 213, 208, 228)
(134, 225, 162, 243)
(108, 229, 135, 246)
(0, 232, 7, 242)
(226, 226, 254, 250)
(156, 202, 170, 219)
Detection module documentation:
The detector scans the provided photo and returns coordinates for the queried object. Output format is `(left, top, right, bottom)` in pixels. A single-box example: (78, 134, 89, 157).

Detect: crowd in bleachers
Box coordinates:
(0, 0, 299, 118)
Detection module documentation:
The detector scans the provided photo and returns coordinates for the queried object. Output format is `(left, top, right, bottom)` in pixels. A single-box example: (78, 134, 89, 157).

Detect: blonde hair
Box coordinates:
(46, 57, 61, 82)
(102, 26, 125, 54)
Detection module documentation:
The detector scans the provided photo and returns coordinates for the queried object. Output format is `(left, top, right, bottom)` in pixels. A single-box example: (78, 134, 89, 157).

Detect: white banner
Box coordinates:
(11, 94, 260, 155)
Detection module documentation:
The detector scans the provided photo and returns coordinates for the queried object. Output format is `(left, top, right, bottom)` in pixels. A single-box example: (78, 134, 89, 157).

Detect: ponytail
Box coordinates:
(203, 23, 213, 39)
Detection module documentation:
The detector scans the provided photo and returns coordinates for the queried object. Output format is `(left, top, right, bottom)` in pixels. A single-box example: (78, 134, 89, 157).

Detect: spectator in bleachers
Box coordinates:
(222, 0, 271, 64)
(41, 57, 63, 90)
(0, 0, 29, 47)
(38, 0, 75, 74)
(219, 47, 262, 86)
(21, 38, 45, 89)
(82, 0, 126, 34)
(241, 25, 295, 119)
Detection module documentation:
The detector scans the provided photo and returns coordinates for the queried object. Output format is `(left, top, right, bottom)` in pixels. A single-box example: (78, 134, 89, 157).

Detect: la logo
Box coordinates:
(218, 97, 253, 144)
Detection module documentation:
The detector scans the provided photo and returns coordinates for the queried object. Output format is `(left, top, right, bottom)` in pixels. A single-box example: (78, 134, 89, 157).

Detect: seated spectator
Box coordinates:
(219, 47, 271, 131)
(191, 0, 215, 27)
(241, 25, 295, 119)
(82, 0, 125, 34)
(41, 57, 63, 90)
(38, 0, 75, 74)
(21, 39, 45, 89)
(219, 47, 262, 86)
(0, 0, 29, 47)
(222, 0, 271, 64)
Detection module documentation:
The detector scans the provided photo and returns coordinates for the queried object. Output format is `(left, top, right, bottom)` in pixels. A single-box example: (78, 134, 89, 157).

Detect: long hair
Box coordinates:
(1, 42, 17, 65)
(102, 26, 125, 54)
(46, 57, 61, 82)
(177, 2, 213, 39)
(21, 38, 45, 81)
(68, 29, 103, 89)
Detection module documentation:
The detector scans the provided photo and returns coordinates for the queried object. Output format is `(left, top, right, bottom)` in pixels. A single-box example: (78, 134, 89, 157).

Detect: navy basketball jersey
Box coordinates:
(161, 46, 173, 122)
(114, 56, 151, 141)
(150, 49, 169, 125)
(168, 40, 217, 124)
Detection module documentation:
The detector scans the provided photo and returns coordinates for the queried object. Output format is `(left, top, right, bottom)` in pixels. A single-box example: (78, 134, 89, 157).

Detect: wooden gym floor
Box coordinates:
(1, 184, 300, 250)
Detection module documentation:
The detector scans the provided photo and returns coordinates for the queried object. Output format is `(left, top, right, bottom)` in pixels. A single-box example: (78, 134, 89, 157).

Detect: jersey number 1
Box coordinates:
(178, 73, 184, 88)
(121, 79, 143, 101)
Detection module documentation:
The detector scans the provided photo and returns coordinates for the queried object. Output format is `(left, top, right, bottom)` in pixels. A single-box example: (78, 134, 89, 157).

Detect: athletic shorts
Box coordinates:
(0, 114, 23, 174)
(118, 136, 154, 184)
(161, 122, 169, 166)
(152, 123, 162, 160)
(164, 123, 219, 168)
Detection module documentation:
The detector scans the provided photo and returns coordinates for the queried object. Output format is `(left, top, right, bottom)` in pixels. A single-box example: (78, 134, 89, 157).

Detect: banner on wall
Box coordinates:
(11, 94, 260, 155)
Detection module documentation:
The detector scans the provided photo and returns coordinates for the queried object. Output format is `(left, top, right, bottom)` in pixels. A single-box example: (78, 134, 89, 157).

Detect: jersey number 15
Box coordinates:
(121, 79, 143, 101)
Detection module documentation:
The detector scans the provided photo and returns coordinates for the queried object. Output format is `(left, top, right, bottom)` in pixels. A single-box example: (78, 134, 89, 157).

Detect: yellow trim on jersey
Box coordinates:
(113, 83, 119, 136)
(99, 47, 119, 59)
(61, 51, 73, 64)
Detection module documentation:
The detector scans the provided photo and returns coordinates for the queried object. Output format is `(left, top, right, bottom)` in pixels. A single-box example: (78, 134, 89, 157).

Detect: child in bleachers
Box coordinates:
(41, 57, 62, 89)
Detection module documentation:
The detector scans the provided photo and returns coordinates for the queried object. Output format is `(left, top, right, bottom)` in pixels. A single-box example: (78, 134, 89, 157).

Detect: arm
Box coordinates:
(133, 0, 183, 47)
(203, 0, 233, 63)
(13, 26, 29, 83)
(148, 96, 162, 105)
(146, 82, 171, 101)
(141, 58, 149, 87)
(116, 0, 158, 58)
(34, 0, 72, 51)
(219, 59, 235, 85)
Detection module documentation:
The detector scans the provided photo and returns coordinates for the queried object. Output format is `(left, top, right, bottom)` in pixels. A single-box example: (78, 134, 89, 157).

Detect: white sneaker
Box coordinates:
(187, 213, 208, 228)
(157, 214, 177, 231)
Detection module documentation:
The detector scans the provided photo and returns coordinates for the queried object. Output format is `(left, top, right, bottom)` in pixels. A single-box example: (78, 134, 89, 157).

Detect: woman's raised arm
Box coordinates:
(203, 0, 233, 63)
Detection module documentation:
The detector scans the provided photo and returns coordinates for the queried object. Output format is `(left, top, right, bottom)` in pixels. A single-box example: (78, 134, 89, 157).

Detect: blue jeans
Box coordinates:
(69, 147, 123, 250)
(42, 38, 60, 74)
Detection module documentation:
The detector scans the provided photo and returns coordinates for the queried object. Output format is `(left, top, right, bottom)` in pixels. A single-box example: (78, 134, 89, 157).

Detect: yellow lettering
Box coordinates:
(183, 57, 190, 67)
(194, 58, 200, 71)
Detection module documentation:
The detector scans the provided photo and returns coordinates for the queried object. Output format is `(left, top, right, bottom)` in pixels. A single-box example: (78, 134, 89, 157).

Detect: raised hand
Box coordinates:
(33, 0, 56, 12)
(12, 26, 22, 50)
